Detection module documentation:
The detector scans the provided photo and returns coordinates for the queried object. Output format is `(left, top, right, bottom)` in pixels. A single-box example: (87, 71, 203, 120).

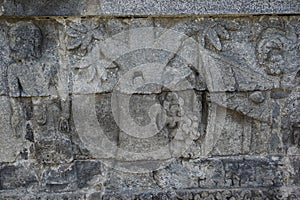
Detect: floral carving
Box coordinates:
(66, 19, 119, 85)
(256, 27, 298, 76)
(72, 47, 118, 83)
(66, 19, 104, 55)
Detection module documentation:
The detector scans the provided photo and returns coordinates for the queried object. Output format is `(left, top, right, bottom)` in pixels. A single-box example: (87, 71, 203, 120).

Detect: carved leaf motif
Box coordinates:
(73, 59, 90, 69)
(66, 19, 102, 53)
(73, 48, 116, 84)
(216, 25, 230, 40)
(207, 29, 222, 51)
(73, 57, 97, 83)
(80, 34, 93, 50)
(66, 27, 81, 38)
(227, 22, 240, 31)
(87, 65, 98, 83)
(67, 37, 82, 50)
(204, 24, 230, 51)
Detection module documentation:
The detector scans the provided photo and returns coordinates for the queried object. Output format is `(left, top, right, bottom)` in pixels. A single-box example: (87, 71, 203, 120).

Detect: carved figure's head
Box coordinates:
(257, 28, 287, 76)
(9, 22, 42, 60)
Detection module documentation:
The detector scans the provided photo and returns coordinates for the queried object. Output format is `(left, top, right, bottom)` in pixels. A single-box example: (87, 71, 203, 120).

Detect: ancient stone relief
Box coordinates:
(0, 16, 299, 199)
(0, 21, 73, 165)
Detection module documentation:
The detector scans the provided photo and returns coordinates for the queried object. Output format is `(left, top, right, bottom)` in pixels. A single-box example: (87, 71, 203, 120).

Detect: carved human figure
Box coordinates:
(7, 22, 72, 162)
(8, 21, 56, 97)
(7, 22, 53, 137)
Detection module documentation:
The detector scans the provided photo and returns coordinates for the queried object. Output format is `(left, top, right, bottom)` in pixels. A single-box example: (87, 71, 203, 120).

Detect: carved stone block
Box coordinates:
(0, 8, 299, 199)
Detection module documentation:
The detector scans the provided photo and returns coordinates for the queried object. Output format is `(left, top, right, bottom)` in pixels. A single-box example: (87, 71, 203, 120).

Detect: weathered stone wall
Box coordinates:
(0, 1, 300, 199)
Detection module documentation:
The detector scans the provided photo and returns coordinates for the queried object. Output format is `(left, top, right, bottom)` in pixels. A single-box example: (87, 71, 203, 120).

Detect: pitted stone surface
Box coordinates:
(0, 0, 299, 16)
(0, 4, 300, 200)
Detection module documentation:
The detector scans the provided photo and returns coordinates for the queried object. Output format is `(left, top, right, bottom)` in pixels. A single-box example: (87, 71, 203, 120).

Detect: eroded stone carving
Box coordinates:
(282, 91, 300, 153)
(33, 98, 73, 164)
(66, 19, 104, 55)
(8, 22, 57, 97)
(256, 24, 300, 89)
(0, 16, 300, 199)
(203, 23, 230, 51)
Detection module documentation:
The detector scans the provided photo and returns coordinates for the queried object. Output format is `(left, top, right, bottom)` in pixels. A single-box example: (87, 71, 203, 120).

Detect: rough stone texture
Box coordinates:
(0, 0, 300, 16)
(0, 2, 300, 200)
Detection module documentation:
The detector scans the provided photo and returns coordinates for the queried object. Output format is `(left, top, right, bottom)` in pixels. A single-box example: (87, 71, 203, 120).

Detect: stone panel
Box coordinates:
(0, 7, 299, 200)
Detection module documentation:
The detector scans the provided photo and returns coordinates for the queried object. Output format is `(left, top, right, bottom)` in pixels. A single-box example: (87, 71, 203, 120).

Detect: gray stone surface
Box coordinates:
(0, 96, 23, 162)
(0, 0, 299, 16)
(0, 6, 300, 200)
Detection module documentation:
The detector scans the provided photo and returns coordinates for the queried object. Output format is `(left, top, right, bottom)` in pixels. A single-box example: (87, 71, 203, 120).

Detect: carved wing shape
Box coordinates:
(201, 48, 278, 92)
(200, 48, 275, 123)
